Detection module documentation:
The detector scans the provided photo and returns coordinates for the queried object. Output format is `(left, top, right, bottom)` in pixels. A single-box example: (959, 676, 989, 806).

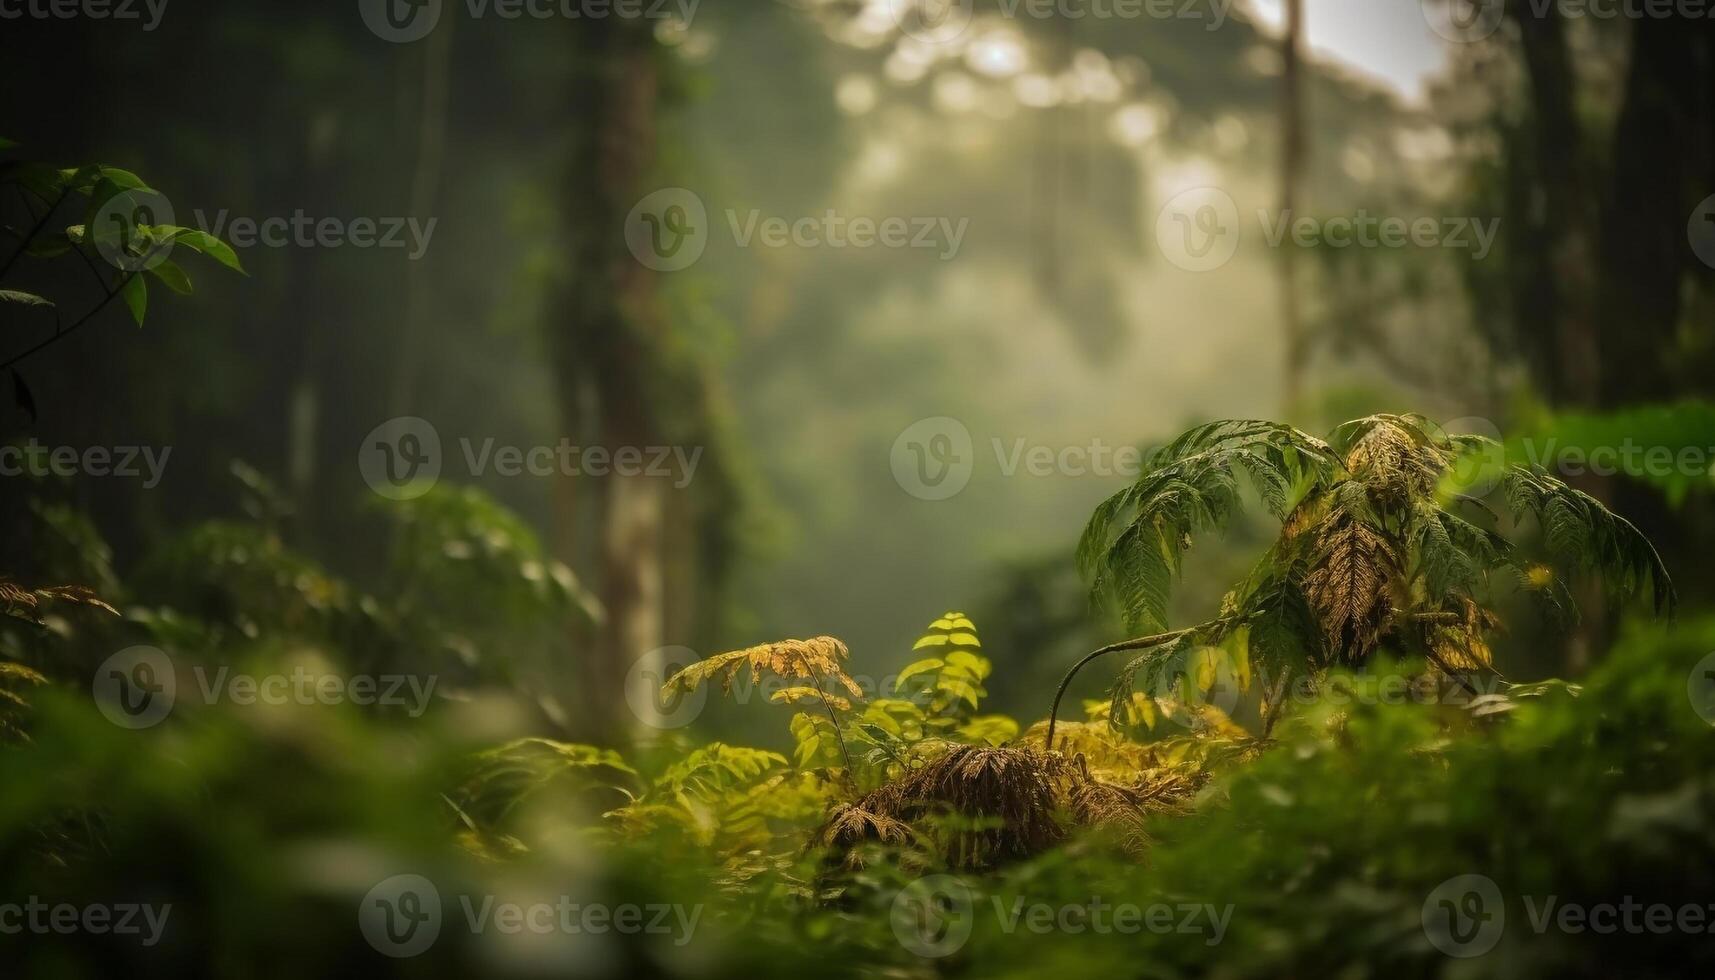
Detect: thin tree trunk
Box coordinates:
(1279, 0, 1307, 410)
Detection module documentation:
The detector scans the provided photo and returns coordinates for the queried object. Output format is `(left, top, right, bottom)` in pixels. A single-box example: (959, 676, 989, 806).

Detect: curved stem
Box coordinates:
(1044, 625, 1201, 751)
(1, 270, 132, 373)
(796, 653, 854, 772)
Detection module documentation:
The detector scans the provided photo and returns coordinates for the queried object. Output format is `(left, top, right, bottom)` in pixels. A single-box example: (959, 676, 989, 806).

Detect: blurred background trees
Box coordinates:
(4, 0, 1713, 743)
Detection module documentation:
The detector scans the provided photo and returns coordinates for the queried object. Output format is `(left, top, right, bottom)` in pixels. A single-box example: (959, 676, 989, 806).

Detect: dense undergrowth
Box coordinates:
(1, 415, 1708, 978)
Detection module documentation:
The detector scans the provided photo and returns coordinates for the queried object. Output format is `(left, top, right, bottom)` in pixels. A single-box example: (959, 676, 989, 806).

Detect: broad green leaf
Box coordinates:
(944, 650, 989, 678)
(166, 227, 246, 274)
(147, 258, 193, 295)
(894, 657, 943, 686)
(119, 275, 146, 326)
(96, 166, 151, 192)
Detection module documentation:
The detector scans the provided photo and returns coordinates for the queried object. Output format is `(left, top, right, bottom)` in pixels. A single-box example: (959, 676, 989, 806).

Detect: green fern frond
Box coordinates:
(895, 612, 993, 721)
(1078, 421, 1341, 632)
(1499, 466, 1677, 616)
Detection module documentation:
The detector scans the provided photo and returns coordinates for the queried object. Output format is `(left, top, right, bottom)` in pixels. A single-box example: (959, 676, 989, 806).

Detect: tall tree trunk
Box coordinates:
(1509, 7, 1602, 406)
(547, 21, 666, 739)
(1597, 19, 1701, 409)
(1279, 0, 1307, 411)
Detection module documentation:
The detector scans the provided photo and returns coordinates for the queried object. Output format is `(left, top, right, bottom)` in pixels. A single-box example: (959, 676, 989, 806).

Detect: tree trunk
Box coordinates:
(1279, 0, 1307, 411)
(547, 21, 666, 739)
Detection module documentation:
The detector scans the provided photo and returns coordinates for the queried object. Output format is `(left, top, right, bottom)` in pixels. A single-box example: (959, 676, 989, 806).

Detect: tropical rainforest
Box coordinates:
(3, 1, 1715, 977)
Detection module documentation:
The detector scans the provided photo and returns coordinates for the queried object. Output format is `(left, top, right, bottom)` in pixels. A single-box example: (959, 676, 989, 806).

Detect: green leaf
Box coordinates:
(0, 138, 17, 150)
(166, 227, 246, 275)
(96, 166, 151, 192)
(147, 259, 193, 295)
(894, 658, 944, 687)
(0, 289, 54, 308)
(119, 275, 147, 327)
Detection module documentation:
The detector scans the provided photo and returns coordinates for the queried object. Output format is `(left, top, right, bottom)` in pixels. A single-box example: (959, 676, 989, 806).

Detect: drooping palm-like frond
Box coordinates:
(1078, 420, 1343, 634)
(1500, 464, 1676, 616)
(1059, 414, 1679, 748)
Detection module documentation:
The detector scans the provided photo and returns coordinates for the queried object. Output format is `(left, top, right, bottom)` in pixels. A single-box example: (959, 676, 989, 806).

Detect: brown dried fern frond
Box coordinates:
(1342, 417, 1446, 505)
(664, 636, 863, 700)
(815, 742, 1204, 869)
(815, 803, 915, 868)
(1, 580, 119, 625)
(837, 745, 1062, 869)
(1058, 764, 1201, 855)
(1421, 595, 1501, 672)
(1304, 514, 1400, 664)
